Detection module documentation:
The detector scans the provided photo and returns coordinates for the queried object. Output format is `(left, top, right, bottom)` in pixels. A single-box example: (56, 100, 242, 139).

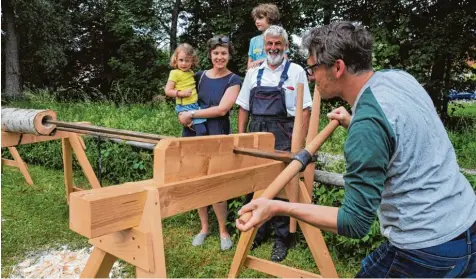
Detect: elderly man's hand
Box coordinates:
(178, 111, 193, 126)
(248, 59, 265, 69)
(235, 198, 278, 232)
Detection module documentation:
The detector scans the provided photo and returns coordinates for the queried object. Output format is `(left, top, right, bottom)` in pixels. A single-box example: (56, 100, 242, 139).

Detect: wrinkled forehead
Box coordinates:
(264, 34, 284, 44)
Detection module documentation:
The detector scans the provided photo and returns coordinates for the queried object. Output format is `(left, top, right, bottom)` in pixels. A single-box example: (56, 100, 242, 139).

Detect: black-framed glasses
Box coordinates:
(304, 62, 321, 77)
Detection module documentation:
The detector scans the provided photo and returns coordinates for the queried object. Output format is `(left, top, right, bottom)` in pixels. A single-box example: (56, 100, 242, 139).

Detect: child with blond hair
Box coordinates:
(248, 3, 283, 69)
(165, 43, 207, 136)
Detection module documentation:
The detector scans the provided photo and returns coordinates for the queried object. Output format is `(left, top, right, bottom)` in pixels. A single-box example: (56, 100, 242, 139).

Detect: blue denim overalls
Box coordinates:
(248, 61, 294, 152)
(247, 60, 293, 244)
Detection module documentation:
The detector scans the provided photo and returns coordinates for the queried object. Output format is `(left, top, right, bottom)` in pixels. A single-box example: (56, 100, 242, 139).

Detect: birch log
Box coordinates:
(1, 108, 57, 135)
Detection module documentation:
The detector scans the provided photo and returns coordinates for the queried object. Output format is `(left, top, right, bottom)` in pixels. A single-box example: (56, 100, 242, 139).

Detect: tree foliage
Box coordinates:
(2, 0, 475, 115)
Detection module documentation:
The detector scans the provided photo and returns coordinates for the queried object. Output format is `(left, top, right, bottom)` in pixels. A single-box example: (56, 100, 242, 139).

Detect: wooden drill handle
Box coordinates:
(239, 119, 340, 224)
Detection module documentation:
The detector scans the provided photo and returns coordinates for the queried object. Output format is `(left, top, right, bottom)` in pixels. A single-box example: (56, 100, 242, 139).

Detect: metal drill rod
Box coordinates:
(47, 120, 172, 141)
(51, 120, 299, 163)
(56, 127, 161, 144)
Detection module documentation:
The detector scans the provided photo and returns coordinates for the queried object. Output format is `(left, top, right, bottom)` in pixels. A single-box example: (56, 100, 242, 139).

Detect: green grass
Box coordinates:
(449, 101, 476, 117)
(1, 165, 361, 278)
(1, 94, 475, 277)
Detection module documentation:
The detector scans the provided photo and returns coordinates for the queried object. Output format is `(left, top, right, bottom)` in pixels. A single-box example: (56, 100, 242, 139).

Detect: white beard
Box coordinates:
(267, 50, 285, 66)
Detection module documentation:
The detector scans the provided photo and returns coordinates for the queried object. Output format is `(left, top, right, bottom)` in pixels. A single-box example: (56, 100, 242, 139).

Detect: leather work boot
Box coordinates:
(250, 239, 262, 251)
(271, 239, 288, 262)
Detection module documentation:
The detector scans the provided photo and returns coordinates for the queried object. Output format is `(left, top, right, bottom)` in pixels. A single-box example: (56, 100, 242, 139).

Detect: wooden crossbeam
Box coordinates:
(70, 161, 285, 239)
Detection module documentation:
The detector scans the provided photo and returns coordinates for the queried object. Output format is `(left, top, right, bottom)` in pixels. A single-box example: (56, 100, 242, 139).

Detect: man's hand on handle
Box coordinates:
(327, 106, 351, 129)
(236, 198, 279, 232)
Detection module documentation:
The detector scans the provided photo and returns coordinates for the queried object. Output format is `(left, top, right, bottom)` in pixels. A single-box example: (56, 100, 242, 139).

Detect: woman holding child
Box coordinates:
(176, 35, 241, 250)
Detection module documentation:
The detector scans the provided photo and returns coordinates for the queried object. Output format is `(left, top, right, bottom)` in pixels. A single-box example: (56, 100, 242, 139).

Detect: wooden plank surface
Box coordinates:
(153, 133, 275, 183)
(1, 130, 70, 147)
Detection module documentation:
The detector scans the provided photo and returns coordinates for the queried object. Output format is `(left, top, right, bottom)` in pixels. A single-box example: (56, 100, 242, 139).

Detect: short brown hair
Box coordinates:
(207, 35, 235, 57)
(251, 3, 280, 25)
(169, 43, 199, 68)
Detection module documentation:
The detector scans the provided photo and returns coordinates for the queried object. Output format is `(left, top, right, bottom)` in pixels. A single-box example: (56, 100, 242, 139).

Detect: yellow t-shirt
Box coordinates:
(168, 69, 198, 105)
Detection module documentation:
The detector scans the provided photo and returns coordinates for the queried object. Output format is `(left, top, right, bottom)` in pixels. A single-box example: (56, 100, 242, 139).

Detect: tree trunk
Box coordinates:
(2, 0, 22, 99)
(426, 54, 446, 119)
(440, 56, 452, 123)
(322, 0, 333, 25)
(169, 0, 181, 56)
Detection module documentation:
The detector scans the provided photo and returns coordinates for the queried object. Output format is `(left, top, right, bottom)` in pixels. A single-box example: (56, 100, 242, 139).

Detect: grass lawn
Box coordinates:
(1, 97, 475, 278)
(1, 166, 361, 278)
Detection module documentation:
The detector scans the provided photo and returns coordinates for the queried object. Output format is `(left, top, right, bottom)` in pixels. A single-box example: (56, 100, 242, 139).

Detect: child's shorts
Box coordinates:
(175, 103, 206, 125)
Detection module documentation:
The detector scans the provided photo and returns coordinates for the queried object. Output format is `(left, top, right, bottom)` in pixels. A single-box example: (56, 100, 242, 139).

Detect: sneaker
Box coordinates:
(220, 237, 233, 251)
(192, 233, 209, 246)
(271, 240, 288, 262)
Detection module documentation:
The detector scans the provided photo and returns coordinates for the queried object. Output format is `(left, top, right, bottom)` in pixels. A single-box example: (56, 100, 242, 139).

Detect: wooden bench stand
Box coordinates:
(1, 130, 101, 202)
(69, 132, 338, 278)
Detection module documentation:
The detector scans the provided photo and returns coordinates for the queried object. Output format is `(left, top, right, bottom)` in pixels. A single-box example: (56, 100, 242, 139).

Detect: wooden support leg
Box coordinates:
(8, 147, 34, 185)
(228, 190, 263, 278)
(297, 181, 338, 278)
(228, 229, 258, 278)
(304, 86, 321, 196)
(62, 138, 74, 203)
(136, 187, 167, 278)
(80, 247, 117, 278)
(289, 83, 305, 233)
(68, 134, 101, 189)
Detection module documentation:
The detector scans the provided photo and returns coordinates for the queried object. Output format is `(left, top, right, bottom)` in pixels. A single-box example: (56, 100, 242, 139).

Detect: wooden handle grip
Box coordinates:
(239, 119, 340, 223)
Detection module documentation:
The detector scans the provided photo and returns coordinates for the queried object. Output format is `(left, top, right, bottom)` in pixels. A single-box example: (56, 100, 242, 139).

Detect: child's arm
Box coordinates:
(248, 57, 265, 69)
(164, 81, 192, 98)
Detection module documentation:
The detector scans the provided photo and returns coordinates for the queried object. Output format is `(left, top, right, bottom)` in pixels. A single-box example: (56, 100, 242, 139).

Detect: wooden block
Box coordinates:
(69, 180, 156, 238)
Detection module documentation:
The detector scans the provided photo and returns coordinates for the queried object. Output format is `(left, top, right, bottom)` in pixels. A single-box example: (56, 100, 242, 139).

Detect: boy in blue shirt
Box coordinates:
(248, 4, 282, 69)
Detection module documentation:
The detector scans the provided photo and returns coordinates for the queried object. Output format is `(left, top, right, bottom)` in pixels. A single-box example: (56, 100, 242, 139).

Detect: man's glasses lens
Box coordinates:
(305, 63, 320, 76)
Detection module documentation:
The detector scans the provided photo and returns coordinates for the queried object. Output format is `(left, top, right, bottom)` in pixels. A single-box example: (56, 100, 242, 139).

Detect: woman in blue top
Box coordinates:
(179, 35, 241, 250)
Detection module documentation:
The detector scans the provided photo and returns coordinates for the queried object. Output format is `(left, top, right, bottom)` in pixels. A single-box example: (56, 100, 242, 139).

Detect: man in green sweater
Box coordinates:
(236, 21, 476, 278)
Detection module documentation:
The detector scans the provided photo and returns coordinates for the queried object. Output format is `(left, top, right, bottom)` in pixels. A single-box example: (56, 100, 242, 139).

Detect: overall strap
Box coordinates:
(278, 60, 291, 88)
(256, 68, 265, 87)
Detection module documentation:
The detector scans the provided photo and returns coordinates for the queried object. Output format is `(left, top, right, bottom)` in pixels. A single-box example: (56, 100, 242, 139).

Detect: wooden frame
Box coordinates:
(227, 85, 339, 278)
(70, 133, 290, 277)
(1, 130, 101, 201)
(70, 127, 338, 278)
